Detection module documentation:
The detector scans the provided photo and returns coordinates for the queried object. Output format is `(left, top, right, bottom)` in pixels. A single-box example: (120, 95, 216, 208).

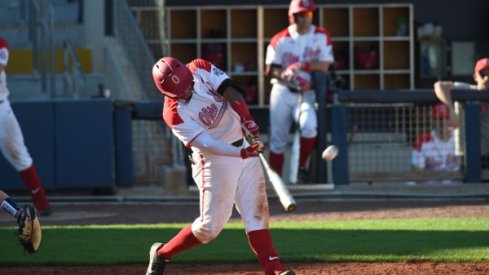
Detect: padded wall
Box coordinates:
(0, 101, 55, 190)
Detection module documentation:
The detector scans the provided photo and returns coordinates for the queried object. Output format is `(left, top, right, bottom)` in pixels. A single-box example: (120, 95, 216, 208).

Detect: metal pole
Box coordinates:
(314, 72, 328, 183)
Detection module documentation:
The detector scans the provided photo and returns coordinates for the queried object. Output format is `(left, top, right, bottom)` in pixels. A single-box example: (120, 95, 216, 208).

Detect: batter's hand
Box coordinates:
(281, 62, 312, 91)
(242, 120, 259, 142)
(240, 142, 264, 159)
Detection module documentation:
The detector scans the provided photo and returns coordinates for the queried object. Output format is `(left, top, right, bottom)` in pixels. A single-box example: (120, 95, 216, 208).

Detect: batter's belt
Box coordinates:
(188, 138, 244, 165)
(231, 138, 244, 147)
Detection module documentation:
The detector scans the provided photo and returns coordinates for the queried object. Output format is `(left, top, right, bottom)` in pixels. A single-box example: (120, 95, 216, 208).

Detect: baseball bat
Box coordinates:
(289, 131, 300, 184)
(288, 92, 303, 184)
(259, 153, 297, 212)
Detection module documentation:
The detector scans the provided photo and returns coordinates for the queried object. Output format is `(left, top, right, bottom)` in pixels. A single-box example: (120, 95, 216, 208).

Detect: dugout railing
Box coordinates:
(330, 89, 489, 185)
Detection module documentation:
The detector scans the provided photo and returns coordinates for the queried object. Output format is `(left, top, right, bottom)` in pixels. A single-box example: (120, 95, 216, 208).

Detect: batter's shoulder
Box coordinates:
(269, 28, 291, 48)
(163, 97, 183, 127)
(188, 59, 212, 73)
(314, 26, 333, 43)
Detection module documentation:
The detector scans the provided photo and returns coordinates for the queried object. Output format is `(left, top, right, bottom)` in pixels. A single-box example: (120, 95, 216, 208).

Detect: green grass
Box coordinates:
(1, 217, 488, 266)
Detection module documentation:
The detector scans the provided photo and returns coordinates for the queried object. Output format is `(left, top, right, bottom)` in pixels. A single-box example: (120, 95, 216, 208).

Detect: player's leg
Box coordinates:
(297, 90, 318, 175)
(1, 102, 51, 215)
(269, 86, 295, 175)
(148, 154, 241, 270)
(234, 157, 292, 275)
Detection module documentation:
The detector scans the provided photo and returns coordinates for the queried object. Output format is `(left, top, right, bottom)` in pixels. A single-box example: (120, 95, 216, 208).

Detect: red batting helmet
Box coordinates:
(152, 57, 193, 98)
(0, 37, 8, 49)
(288, 0, 317, 23)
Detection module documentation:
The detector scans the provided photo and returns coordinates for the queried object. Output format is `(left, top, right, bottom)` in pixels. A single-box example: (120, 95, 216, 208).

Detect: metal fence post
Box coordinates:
(314, 72, 328, 183)
(331, 104, 349, 185)
(464, 102, 481, 183)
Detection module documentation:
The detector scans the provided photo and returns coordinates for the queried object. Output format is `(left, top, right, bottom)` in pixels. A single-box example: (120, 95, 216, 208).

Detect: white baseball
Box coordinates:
(322, 145, 338, 161)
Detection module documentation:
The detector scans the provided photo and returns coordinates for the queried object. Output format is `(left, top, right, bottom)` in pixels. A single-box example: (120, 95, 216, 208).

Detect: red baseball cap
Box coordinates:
(0, 37, 8, 49)
(474, 57, 489, 78)
(432, 103, 449, 118)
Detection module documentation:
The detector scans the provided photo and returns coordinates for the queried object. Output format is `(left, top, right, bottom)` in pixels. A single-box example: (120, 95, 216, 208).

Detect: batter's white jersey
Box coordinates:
(163, 59, 243, 153)
(162, 59, 269, 242)
(266, 24, 334, 69)
(0, 46, 10, 101)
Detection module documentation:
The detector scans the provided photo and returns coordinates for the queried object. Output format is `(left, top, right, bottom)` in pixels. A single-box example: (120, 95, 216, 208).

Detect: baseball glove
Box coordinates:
(17, 205, 42, 253)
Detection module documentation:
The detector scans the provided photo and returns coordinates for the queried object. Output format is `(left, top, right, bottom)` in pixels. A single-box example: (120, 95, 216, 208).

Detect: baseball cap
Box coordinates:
(432, 103, 449, 118)
(0, 37, 8, 49)
(474, 57, 489, 77)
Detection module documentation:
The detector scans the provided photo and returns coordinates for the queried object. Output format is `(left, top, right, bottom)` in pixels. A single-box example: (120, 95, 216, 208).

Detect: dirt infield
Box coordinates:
(1, 199, 489, 274)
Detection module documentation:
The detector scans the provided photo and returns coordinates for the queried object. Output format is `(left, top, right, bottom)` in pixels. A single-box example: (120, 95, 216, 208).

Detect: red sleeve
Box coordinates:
(187, 59, 212, 73)
(269, 28, 291, 49)
(0, 38, 8, 49)
(314, 27, 333, 46)
(162, 97, 183, 128)
(413, 131, 432, 151)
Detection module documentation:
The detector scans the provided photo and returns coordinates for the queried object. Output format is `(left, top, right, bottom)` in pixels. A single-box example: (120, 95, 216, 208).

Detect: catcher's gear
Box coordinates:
(17, 205, 42, 253)
(288, 0, 317, 23)
(152, 57, 194, 99)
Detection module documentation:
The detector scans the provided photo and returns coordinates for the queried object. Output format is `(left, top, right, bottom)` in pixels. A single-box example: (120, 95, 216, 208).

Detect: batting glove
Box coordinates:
(241, 120, 260, 142)
(281, 62, 312, 91)
(240, 142, 264, 159)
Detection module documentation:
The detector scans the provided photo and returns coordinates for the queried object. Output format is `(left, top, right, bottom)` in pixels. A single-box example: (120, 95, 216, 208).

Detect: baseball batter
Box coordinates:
(265, 0, 334, 180)
(146, 57, 295, 275)
(0, 37, 51, 216)
(434, 57, 489, 169)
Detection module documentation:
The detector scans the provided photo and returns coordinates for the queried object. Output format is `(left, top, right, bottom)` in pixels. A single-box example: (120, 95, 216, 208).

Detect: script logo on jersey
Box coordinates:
(199, 101, 227, 129)
(212, 67, 224, 77)
(282, 52, 300, 68)
(303, 47, 320, 61)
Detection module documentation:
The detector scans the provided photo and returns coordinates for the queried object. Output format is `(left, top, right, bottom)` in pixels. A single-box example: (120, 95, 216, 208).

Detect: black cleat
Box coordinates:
(298, 167, 309, 183)
(39, 207, 52, 217)
(146, 242, 169, 275)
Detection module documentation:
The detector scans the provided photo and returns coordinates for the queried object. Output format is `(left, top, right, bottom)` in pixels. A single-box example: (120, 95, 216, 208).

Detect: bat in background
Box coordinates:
(259, 153, 297, 212)
(289, 92, 303, 184)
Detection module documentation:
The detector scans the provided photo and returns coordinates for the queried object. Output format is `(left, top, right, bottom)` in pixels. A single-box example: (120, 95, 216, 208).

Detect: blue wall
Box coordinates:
(0, 99, 115, 191)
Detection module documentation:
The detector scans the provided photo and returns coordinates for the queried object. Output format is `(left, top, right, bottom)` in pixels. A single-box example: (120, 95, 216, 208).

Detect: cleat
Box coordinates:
(146, 242, 168, 275)
(39, 207, 52, 217)
(298, 167, 309, 183)
(278, 270, 296, 275)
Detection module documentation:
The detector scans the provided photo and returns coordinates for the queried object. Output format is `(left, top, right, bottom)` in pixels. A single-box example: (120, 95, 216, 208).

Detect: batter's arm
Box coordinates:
(218, 79, 260, 141)
(267, 64, 284, 80)
(191, 132, 261, 159)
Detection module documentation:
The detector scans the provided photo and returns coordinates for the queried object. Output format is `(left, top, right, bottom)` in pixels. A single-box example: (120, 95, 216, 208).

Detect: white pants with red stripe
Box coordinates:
(189, 146, 269, 243)
(269, 83, 317, 154)
(0, 99, 33, 171)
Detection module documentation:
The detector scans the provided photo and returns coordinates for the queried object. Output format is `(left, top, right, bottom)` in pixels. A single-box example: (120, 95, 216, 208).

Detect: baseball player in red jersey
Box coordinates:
(265, 0, 334, 181)
(0, 37, 51, 216)
(146, 57, 295, 275)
